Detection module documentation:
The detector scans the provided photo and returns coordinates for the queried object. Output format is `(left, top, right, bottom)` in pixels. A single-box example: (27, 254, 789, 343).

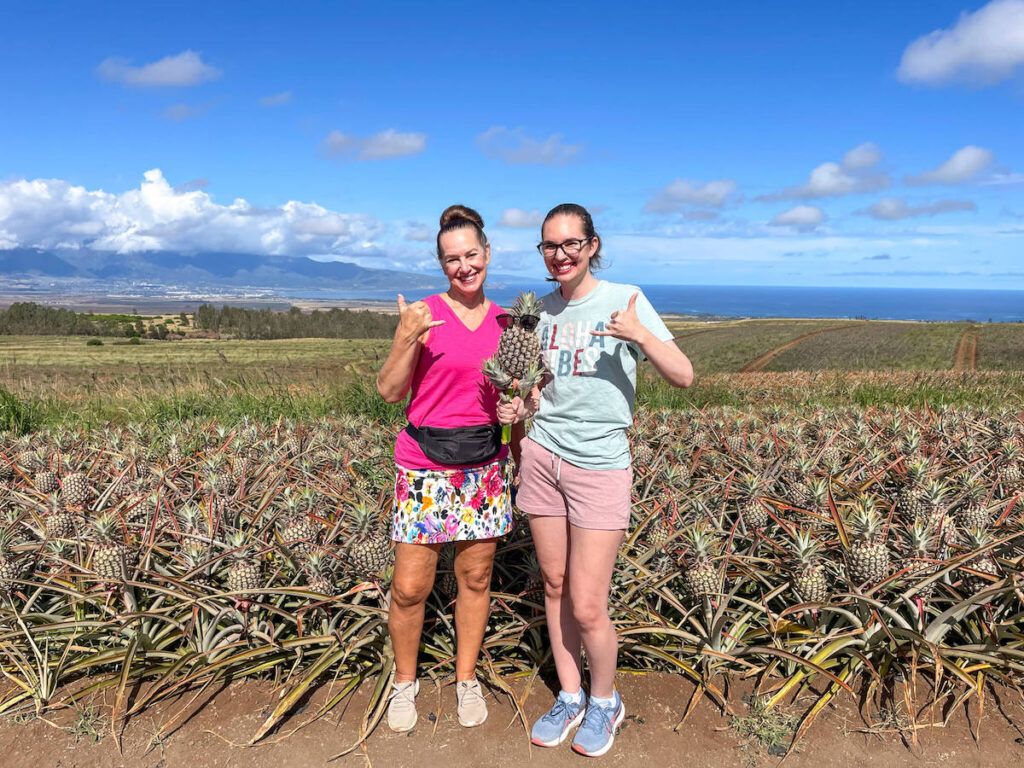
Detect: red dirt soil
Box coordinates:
(954, 329, 979, 371)
(2, 673, 1022, 768)
(738, 326, 857, 373)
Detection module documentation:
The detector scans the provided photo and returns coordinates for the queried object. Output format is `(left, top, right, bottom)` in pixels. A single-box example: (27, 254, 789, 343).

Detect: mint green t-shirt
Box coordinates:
(529, 281, 674, 470)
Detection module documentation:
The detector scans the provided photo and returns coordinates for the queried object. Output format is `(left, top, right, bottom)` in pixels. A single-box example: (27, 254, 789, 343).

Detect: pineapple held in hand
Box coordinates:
(496, 291, 542, 378)
(482, 292, 545, 442)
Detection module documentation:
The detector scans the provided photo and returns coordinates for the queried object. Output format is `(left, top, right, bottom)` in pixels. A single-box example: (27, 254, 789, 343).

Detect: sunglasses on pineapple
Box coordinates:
(496, 313, 540, 332)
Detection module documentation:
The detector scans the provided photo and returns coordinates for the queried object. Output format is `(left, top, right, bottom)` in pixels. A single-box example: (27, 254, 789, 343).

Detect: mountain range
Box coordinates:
(0, 248, 444, 292)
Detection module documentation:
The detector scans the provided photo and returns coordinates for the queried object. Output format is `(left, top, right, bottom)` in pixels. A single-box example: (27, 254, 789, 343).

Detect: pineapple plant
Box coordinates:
(646, 513, 672, 549)
(345, 503, 393, 577)
(789, 530, 830, 604)
(960, 528, 1001, 595)
(44, 493, 78, 539)
(89, 514, 126, 583)
(303, 551, 336, 596)
(902, 521, 939, 603)
(225, 531, 263, 597)
(737, 473, 770, 530)
(34, 467, 59, 495)
(895, 459, 929, 523)
(436, 547, 458, 599)
(681, 524, 721, 602)
(956, 478, 991, 531)
(278, 490, 319, 557)
(61, 472, 92, 508)
(0, 526, 24, 594)
(847, 498, 890, 587)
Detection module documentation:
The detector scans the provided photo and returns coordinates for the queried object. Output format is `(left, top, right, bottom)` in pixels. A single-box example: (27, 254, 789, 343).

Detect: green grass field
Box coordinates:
(2, 319, 1023, 431)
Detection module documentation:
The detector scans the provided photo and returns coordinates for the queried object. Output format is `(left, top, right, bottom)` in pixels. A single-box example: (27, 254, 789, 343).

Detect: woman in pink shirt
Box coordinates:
(376, 204, 513, 733)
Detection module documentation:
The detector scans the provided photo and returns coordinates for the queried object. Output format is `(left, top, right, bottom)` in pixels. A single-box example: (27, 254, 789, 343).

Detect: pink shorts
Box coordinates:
(516, 436, 632, 531)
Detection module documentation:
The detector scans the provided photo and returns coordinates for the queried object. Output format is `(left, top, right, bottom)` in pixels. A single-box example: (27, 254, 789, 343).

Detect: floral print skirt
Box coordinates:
(391, 460, 514, 544)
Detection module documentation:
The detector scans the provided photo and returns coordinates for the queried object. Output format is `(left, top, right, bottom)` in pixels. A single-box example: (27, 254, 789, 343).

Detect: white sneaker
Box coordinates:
(456, 679, 488, 727)
(387, 679, 419, 732)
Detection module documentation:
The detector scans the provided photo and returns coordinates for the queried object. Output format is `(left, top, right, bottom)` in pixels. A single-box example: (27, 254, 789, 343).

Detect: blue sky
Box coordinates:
(2, 0, 1023, 288)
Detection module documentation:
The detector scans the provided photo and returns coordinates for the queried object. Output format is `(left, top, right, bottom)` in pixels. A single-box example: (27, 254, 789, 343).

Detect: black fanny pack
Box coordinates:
(404, 423, 501, 466)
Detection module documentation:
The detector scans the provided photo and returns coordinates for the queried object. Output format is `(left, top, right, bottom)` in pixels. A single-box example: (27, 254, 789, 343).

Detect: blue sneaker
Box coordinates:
(530, 691, 586, 747)
(571, 692, 625, 757)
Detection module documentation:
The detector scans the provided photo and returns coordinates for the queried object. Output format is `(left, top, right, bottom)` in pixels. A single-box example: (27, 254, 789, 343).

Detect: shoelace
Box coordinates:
(457, 681, 485, 706)
(578, 700, 616, 736)
(541, 697, 577, 724)
(391, 682, 416, 703)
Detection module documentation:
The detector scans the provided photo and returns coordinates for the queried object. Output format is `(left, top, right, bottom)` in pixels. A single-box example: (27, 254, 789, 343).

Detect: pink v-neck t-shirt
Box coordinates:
(393, 293, 508, 470)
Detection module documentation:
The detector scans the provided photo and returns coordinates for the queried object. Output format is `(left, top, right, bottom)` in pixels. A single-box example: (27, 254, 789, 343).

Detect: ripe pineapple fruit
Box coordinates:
(847, 498, 890, 587)
(278, 490, 319, 557)
(647, 513, 672, 549)
(903, 521, 939, 603)
(681, 525, 721, 602)
(738, 473, 770, 530)
(61, 472, 92, 508)
(34, 468, 59, 495)
(960, 528, 1001, 595)
(303, 551, 336, 596)
(790, 530, 830, 604)
(44, 494, 78, 539)
(345, 503, 394, 577)
(89, 514, 126, 583)
(895, 460, 929, 523)
(496, 291, 542, 379)
(957, 478, 991, 531)
(225, 531, 263, 596)
(0, 527, 24, 594)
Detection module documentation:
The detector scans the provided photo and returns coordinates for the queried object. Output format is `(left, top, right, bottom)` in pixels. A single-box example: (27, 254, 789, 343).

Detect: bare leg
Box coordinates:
(453, 538, 498, 681)
(529, 514, 583, 693)
(389, 542, 441, 682)
(567, 525, 624, 699)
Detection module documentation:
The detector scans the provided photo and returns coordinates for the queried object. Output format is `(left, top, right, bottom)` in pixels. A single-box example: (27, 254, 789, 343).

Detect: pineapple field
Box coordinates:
(0, 319, 1023, 764)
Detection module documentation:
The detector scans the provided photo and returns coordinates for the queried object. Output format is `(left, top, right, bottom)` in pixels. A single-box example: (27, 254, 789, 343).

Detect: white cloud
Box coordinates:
(321, 129, 427, 161)
(905, 145, 994, 185)
(644, 179, 739, 213)
(759, 143, 889, 200)
(0, 169, 383, 256)
(404, 222, 433, 241)
(476, 127, 583, 166)
(161, 103, 210, 122)
(498, 208, 544, 228)
(842, 142, 884, 170)
(897, 0, 1024, 87)
(858, 197, 977, 220)
(96, 50, 221, 87)
(259, 91, 293, 107)
(771, 205, 827, 231)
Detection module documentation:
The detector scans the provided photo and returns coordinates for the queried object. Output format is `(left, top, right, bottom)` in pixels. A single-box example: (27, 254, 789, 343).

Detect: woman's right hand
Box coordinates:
(397, 294, 445, 342)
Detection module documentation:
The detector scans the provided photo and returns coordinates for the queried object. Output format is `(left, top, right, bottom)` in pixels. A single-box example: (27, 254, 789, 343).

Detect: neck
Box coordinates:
(446, 286, 486, 310)
(560, 270, 599, 301)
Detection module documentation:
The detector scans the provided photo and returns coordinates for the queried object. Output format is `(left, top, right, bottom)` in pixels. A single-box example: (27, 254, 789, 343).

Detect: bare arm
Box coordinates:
(590, 292, 694, 388)
(375, 294, 445, 403)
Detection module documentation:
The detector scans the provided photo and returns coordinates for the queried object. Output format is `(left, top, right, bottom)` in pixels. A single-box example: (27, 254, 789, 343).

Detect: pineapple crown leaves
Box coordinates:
(510, 291, 542, 318)
(791, 529, 823, 564)
(481, 356, 513, 392)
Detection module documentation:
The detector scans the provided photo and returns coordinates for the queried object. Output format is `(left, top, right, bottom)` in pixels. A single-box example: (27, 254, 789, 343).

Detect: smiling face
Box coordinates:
(438, 227, 490, 297)
(540, 213, 599, 286)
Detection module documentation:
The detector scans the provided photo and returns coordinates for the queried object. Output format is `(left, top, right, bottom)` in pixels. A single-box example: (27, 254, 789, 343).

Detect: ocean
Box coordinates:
(300, 285, 1024, 323)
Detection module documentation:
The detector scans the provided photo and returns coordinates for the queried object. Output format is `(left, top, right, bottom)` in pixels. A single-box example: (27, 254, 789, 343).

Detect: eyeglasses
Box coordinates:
(536, 237, 592, 257)
(496, 313, 540, 332)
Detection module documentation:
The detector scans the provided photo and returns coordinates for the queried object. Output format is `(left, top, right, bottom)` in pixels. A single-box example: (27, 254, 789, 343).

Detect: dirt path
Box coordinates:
(738, 325, 856, 373)
(1, 674, 1021, 768)
(953, 328, 979, 371)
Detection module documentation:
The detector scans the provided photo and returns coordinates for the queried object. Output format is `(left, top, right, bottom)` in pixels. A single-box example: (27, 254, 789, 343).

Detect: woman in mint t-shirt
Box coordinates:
(506, 203, 693, 758)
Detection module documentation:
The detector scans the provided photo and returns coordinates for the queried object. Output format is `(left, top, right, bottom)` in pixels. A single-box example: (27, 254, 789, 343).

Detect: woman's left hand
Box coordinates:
(589, 292, 648, 345)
